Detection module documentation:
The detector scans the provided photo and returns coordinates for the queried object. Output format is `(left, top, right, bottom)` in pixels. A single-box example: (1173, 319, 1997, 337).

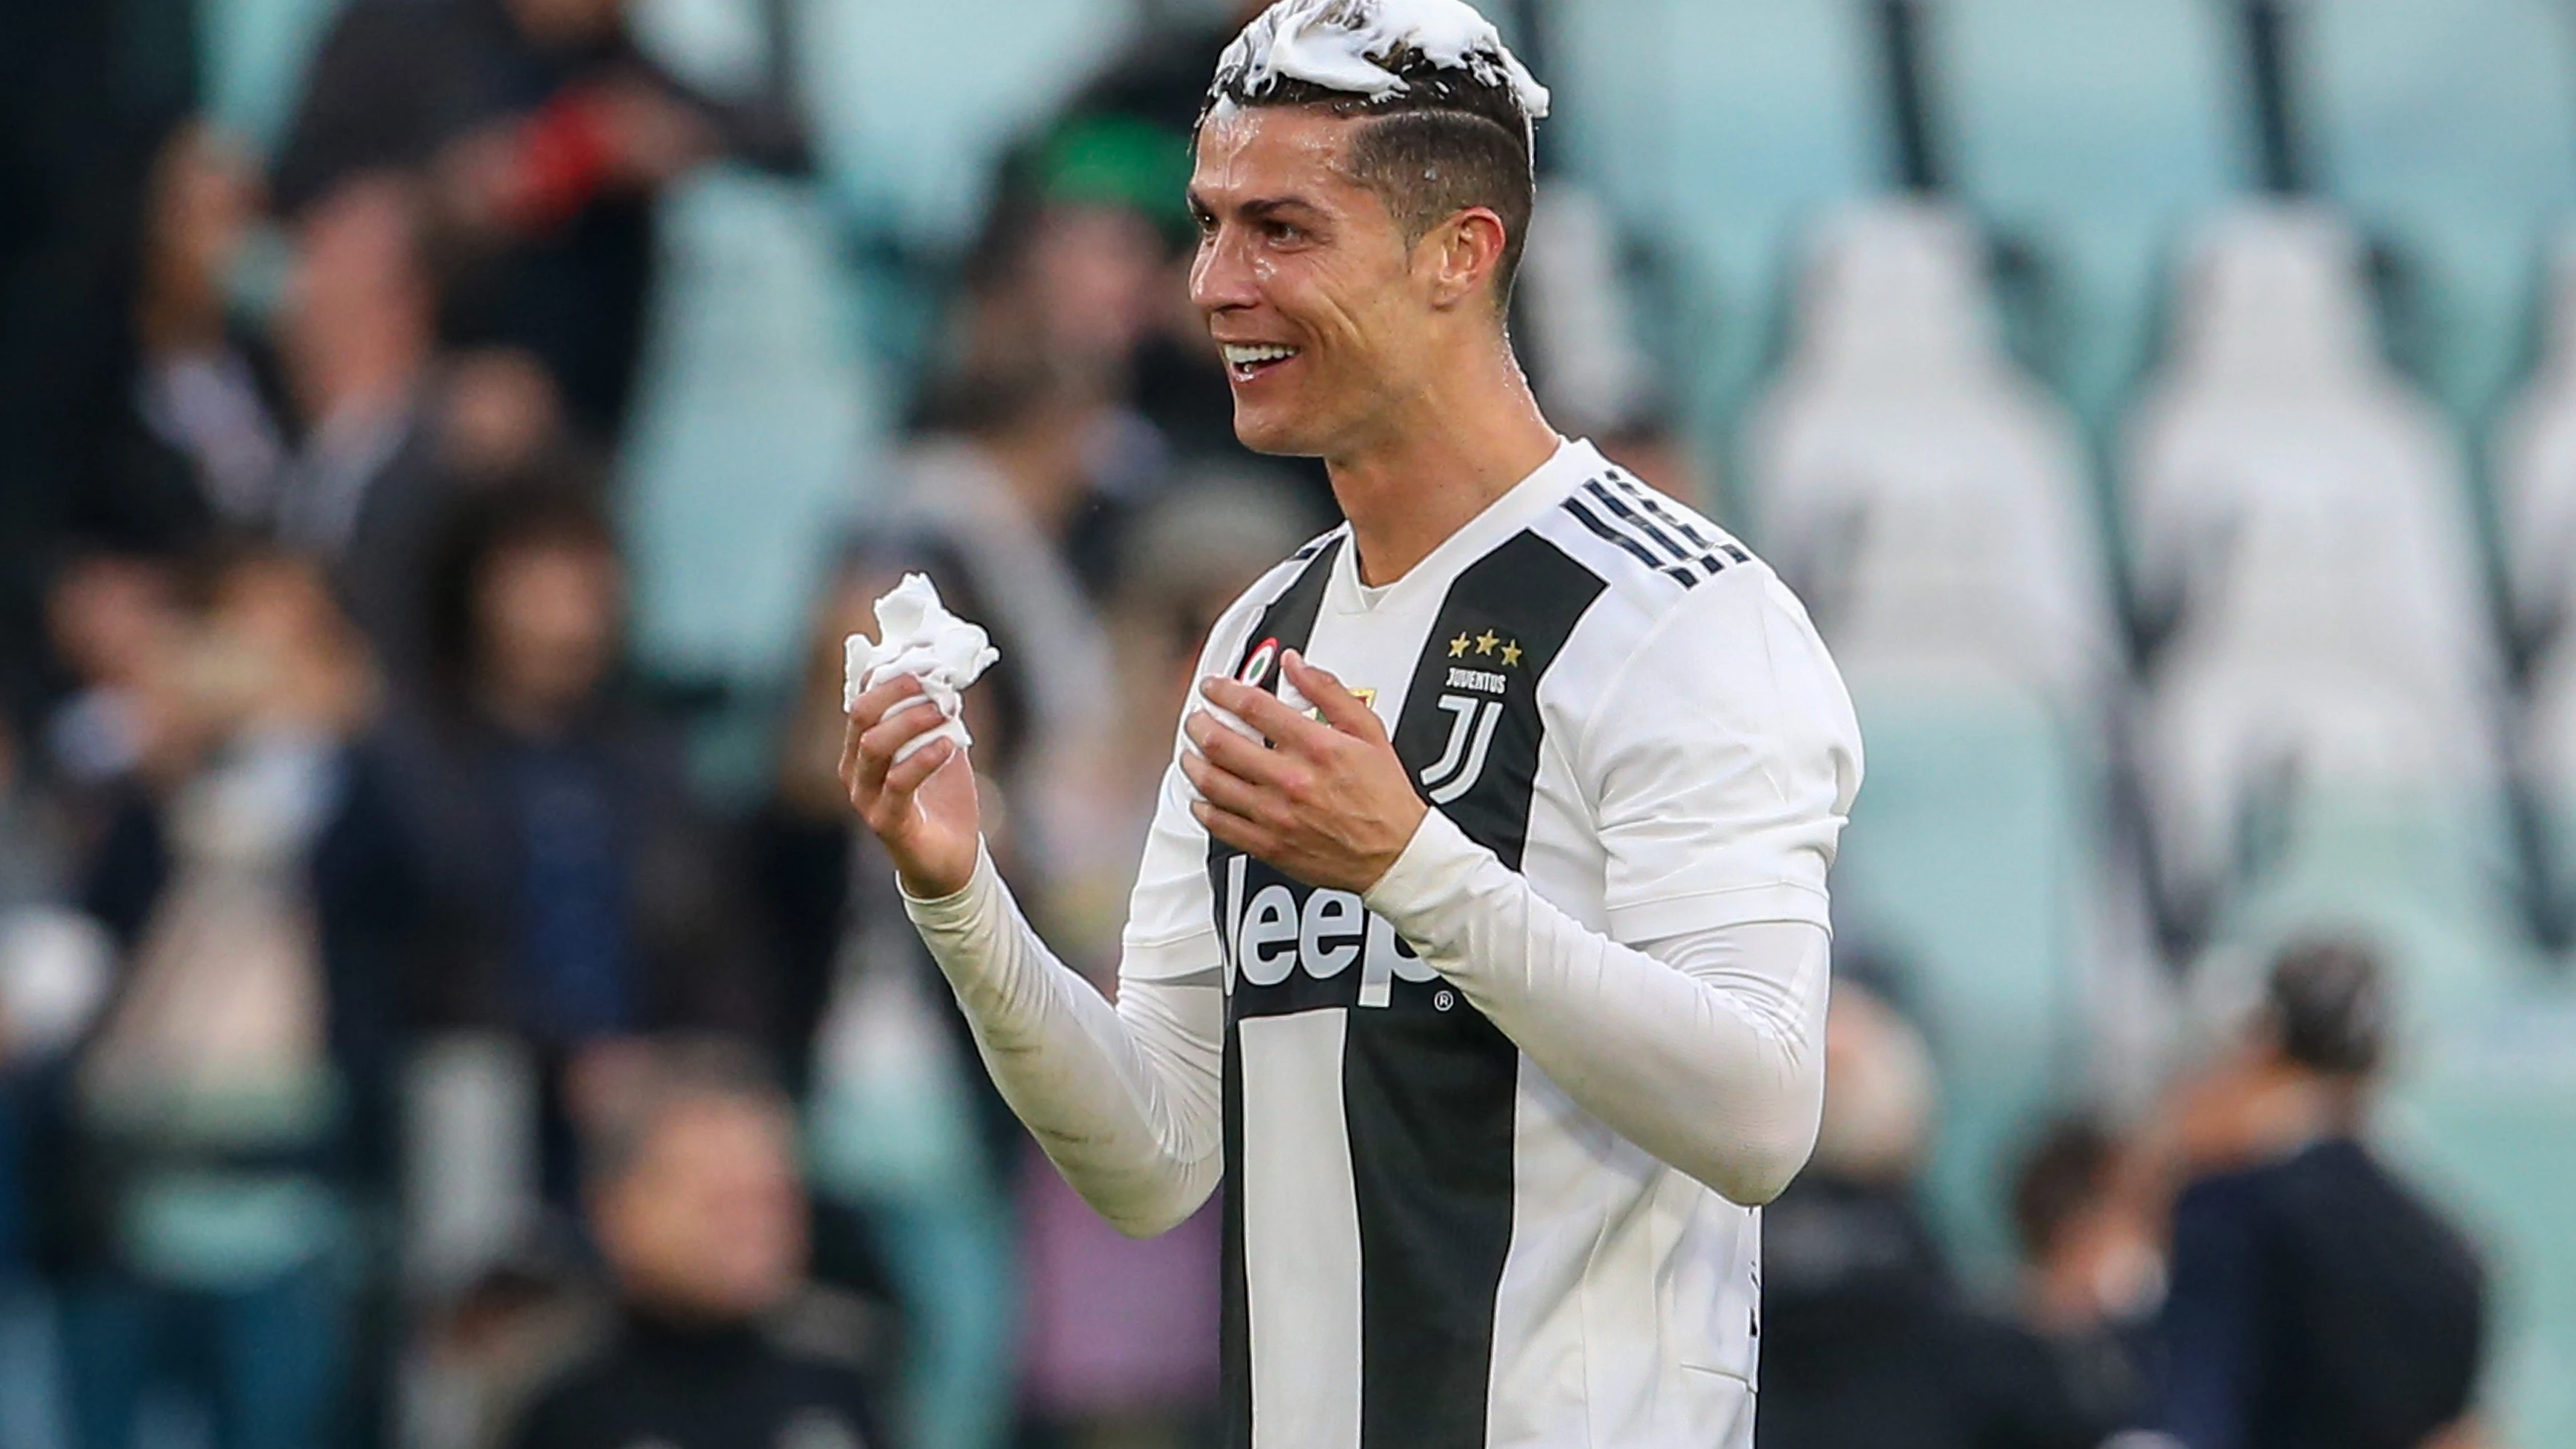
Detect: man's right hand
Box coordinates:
(840, 675, 982, 899)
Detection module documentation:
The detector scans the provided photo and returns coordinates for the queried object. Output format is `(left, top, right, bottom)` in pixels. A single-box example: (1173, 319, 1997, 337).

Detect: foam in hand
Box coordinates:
(843, 574, 1000, 762)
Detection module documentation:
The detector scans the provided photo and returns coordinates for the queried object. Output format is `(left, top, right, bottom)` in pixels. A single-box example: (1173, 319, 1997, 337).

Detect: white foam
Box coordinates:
(843, 573, 1000, 761)
(1213, 0, 1549, 119)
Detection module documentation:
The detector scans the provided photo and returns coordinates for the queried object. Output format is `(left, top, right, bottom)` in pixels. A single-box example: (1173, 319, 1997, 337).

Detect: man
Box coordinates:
(841, 3, 1861, 1446)
(2126, 940, 2488, 1449)
(503, 1043, 881, 1449)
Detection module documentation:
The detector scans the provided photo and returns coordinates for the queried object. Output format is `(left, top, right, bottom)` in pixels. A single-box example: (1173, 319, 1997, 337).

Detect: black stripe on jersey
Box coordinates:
(1608, 472, 1757, 567)
(1561, 492, 1701, 587)
(1208, 537, 1342, 1449)
(1290, 528, 1345, 563)
(1581, 478, 1731, 582)
(1347, 530, 1606, 1449)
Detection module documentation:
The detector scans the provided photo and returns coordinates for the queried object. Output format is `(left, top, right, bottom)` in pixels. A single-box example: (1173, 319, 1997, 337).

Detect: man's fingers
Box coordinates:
(1200, 676, 1325, 753)
(1181, 744, 1290, 826)
(848, 672, 928, 731)
(1184, 710, 1296, 789)
(880, 736, 956, 800)
(851, 698, 952, 803)
(1192, 798, 1274, 859)
(1283, 649, 1383, 742)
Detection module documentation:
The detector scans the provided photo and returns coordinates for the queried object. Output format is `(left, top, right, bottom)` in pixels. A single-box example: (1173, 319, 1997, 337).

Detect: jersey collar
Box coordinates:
(1333, 436, 1606, 611)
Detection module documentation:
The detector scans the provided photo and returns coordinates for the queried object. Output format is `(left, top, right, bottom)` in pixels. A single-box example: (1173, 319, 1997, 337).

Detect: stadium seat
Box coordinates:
(1544, 0, 1885, 456)
(1826, 660, 2097, 1277)
(618, 166, 888, 695)
(2495, 231, 2576, 653)
(793, 0, 1139, 246)
(2295, 0, 2576, 423)
(1927, 0, 2250, 432)
(199, 0, 347, 158)
(1747, 200, 2121, 718)
(2125, 204, 2512, 959)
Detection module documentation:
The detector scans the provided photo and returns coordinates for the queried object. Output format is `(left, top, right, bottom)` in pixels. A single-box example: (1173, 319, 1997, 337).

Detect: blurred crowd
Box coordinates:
(1, 0, 2564, 1448)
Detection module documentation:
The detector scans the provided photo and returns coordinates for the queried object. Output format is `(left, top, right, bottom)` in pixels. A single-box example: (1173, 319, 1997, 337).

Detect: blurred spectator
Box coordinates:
(867, 364, 1143, 914)
(271, 173, 460, 687)
(1759, 982, 2116, 1449)
(2008, 1120, 2160, 1433)
(272, 0, 808, 440)
(2128, 939, 2489, 1449)
(500, 1040, 884, 1449)
(42, 548, 385, 1449)
(131, 123, 288, 534)
(757, 543, 1027, 1449)
(336, 489, 759, 1211)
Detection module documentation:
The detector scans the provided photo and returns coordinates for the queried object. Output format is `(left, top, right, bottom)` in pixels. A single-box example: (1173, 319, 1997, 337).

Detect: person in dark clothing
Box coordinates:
(1760, 982, 2116, 1449)
(270, 0, 808, 439)
(333, 489, 760, 1205)
(2134, 940, 2489, 1449)
(503, 1042, 881, 1449)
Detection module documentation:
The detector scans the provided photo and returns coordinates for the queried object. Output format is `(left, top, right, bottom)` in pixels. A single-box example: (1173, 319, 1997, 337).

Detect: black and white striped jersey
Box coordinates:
(1113, 438, 1863, 1449)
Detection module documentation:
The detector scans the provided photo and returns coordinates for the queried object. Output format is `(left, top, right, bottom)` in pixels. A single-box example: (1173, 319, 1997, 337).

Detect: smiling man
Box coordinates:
(840, 3, 1862, 1446)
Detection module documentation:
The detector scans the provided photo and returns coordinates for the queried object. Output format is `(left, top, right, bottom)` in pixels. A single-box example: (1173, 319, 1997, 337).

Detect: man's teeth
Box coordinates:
(1222, 344, 1299, 368)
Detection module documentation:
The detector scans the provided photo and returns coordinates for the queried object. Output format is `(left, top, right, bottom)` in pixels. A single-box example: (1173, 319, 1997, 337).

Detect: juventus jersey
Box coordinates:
(1112, 438, 1863, 1449)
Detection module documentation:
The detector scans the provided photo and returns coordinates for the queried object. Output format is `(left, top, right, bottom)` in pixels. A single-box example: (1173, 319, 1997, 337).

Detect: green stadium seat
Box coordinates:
(1826, 668, 2099, 1278)
(618, 166, 888, 697)
(793, 0, 1138, 246)
(1928, 0, 2250, 433)
(2297, 0, 2576, 425)
(1545, 0, 1885, 469)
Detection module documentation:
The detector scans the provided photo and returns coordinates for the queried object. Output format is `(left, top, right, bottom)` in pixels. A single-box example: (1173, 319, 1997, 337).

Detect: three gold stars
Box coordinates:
(1451, 630, 1525, 667)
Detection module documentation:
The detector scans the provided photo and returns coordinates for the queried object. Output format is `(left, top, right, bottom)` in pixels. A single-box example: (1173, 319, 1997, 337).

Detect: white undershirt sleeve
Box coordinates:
(1365, 809, 1829, 1205)
(903, 843, 1225, 1237)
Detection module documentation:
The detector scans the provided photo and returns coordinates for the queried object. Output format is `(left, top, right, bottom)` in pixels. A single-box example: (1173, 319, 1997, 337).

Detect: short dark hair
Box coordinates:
(2264, 937, 2392, 1078)
(2010, 1117, 2117, 1264)
(1201, 44, 1538, 308)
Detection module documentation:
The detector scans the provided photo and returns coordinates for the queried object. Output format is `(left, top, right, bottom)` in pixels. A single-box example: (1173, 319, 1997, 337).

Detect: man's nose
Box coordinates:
(1190, 228, 1259, 313)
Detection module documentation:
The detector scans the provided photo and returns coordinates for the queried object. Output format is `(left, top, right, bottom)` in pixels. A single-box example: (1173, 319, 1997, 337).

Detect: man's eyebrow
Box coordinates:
(1186, 192, 1325, 220)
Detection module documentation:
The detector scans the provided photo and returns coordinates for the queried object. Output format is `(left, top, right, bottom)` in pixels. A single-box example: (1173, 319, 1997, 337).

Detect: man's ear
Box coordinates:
(1423, 206, 1509, 311)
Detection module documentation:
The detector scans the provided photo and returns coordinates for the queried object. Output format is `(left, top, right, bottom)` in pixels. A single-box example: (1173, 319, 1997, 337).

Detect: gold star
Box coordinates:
(1448, 633, 1472, 657)
(1500, 640, 1522, 667)
(1475, 630, 1499, 655)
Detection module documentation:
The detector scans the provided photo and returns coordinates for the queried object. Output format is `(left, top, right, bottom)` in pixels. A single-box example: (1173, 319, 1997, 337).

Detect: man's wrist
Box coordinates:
(1362, 806, 1489, 927)
(897, 840, 990, 915)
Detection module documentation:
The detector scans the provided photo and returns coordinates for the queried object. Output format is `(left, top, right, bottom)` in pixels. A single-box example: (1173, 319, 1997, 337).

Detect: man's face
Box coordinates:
(596, 1096, 808, 1320)
(1188, 106, 1428, 459)
(475, 541, 621, 720)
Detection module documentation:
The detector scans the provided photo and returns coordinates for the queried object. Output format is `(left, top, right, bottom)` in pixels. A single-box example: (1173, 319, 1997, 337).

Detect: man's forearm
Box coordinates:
(904, 846, 1224, 1235)
(1363, 811, 1829, 1205)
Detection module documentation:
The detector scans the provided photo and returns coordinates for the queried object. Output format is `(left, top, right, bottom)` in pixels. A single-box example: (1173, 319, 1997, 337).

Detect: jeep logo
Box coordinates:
(1218, 854, 1439, 1008)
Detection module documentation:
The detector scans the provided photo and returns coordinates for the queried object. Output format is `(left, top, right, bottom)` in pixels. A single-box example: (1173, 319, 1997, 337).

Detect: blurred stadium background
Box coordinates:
(3, 1, 2574, 1447)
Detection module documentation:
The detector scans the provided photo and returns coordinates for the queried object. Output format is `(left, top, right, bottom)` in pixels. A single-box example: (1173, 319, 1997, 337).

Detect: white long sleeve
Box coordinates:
(1365, 808, 1829, 1205)
(904, 845, 1225, 1237)
(905, 816, 1829, 1234)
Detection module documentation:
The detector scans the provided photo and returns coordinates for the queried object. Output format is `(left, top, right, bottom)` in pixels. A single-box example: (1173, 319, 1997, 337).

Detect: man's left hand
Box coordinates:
(1182, 650, 1427, 894)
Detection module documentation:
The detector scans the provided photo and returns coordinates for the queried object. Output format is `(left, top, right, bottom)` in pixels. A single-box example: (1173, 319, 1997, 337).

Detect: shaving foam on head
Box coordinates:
(1211, 0, 1550, 119)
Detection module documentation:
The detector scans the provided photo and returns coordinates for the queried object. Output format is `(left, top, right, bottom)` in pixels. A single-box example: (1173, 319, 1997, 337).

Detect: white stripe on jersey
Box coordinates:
(1240, 1011, 1364, 1449)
